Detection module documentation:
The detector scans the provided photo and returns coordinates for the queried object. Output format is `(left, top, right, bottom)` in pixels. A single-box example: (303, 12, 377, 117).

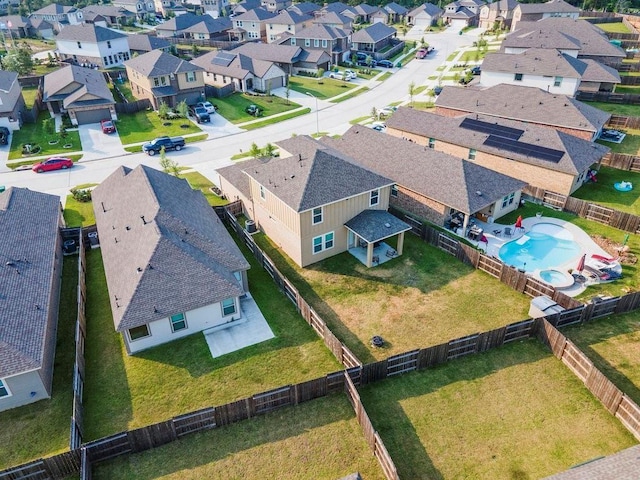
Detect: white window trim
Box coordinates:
(260, 185, 265, 200)
(170, 312, 187, 332)
(312, 231, 335, 254)
(221, 297, 237, 316)
(370, 189, 380, 206)
(128, 324, 151, 342)
(312, 206, 323, 225)
(0, 379, 11, 398)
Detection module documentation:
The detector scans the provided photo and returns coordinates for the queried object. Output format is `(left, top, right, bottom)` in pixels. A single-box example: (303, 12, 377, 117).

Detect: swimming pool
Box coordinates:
(498, 223, 582, 273)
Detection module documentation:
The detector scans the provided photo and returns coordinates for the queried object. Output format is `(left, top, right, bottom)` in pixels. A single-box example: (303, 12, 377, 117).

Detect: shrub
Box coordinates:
(70, 188, 92, 203)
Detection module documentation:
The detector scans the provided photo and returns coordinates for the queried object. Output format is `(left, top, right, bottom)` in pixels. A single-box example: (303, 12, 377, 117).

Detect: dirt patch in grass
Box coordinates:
(590, 234, 637, 265)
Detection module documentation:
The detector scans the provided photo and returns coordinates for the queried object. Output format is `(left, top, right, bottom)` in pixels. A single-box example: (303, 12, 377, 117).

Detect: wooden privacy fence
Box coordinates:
(114, 99, 152, 114)
(576, 91, 640, 105)
(605, 115, 640, 131)
(218, 204, 363, 368)
(71, 233, 87, 451)
(601, 151, 640, 172)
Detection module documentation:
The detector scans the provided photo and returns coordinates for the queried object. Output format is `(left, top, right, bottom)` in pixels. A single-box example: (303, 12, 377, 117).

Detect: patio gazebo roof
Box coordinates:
(345, 210, 411, 243)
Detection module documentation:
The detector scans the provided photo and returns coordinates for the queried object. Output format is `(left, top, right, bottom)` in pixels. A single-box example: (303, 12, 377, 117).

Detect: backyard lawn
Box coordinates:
(115, 110, 202, 145)
(111, 80, 135, 102)
(21, 86, 39, 109)
(9, 112, 82, 160)
(208, 93, 301, 124)
(83, 245, 340, 440)
(564, 310, 640, 406)
(596, 128, 640, 156)
(180, 171, 228, 206)
(91, 394, 384, 480)
(584, 101, 640, 118)
(360, 339, 637, 479)
(289, 75, 356, 100)
(596, 22, 632, 33)
(0, 257, 78, 470)
(63, 183, 98, 227)
(252, 232, 532, 363)
(612, 85, 640, 95)
(572, 166, 640, 215)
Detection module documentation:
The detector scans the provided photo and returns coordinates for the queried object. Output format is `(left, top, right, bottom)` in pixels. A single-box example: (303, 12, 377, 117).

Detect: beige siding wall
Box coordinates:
(176, 71, 205, 90)
(218, 175, 253, 218)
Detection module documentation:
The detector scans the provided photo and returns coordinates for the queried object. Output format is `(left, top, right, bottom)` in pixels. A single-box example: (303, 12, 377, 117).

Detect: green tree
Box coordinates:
(285, 76, 291, 105)
(3, 43, 34, 75)
(371, 106, 378, 119)
(175, 100, 189, 118)
(58, 123, 68, 139)
(191, 44, 199, 57)
(351, 52, 357, 65)
(365, 55, 373, 67)
(159, 146, 180, 176)
(249, 142, 262, 159)
(158, 101, 170, 119)
(408, 81, 415, 106)
(262, 143, 276, 158)
(43, 117, 55, 139)
(317, 67, 325, 82)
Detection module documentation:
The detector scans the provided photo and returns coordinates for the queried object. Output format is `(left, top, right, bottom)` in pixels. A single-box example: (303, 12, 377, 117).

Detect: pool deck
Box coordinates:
(450, 215, 615, 297)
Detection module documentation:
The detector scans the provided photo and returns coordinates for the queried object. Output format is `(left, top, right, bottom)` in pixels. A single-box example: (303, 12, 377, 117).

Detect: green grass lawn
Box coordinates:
(252, 232, 531, 364)
(597, 22, 632, 33)
(111, 81, 135, 102)
(31, 62, 62, 76)
(21, 86, 39, 109)
(7, 153, 82, 170)
(115, 110, 202, 145)
(499, 203, 640, 300)
(0, 257, 78, 470)
(83, 245, 340, 440)
(180, 171, 228, 206)
(564, 310, 640, 406)
(241, 107, 311, 129)
(360, 339, 637, 479)
(596, 128, 640, 156)
(64, 184, 98, 227)
(91, 394, 384, 480)
(584, 101, 640, 118)
(9, 112, 82, 160)
(458, 50, 486, 62)
(209, 93, 301, 124)
(572, 166, 640, 215)
(612, 85, 640, 95)
(289, 76, 356, 100)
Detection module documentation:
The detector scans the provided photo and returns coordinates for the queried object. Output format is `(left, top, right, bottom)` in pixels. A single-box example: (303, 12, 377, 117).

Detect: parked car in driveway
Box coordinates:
(196, 101, 217, 114)
(32, 157, 74, 173)
(329, 71, 348, 80)
(189, 106, 211, 123)
(470, 65, 481, 75)
(100, 119, 116, 134)
(344, 69, 357, 80)
(378, 105, 397, 118)
(377, 60, 394, 68)
(0, 126, 9, 145)
(416, 48, 428, 59)
(142, 136, 185, 155)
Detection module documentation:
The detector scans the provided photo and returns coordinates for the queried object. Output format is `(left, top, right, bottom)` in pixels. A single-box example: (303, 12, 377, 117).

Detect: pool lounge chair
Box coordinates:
(504, 227, 513, 238)
(582, 265, 621, 282)
(591, 254, 619, 266)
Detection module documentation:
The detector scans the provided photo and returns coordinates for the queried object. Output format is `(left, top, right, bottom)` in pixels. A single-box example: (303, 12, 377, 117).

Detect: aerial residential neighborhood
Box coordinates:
(3, 0, 640, 478)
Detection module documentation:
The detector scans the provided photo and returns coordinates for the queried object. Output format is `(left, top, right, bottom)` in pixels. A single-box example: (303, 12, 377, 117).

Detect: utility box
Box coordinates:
(529, 296, 564, 319)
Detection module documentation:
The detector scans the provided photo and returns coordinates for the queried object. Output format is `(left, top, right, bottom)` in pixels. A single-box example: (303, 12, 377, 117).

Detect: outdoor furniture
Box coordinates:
(386, 248, 398, 258)
(468, 226, 483, 241)
(504, 227, 513, 237)
(372, 255, 379, 265)
(492, 229, 502, 236)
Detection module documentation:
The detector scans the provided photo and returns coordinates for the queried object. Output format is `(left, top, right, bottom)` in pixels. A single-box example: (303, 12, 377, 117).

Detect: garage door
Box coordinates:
(74, 108, 111, 125)
(449, 19, 467, 29)
(413, 17, 431, 28)
(267, 76, 284, 89)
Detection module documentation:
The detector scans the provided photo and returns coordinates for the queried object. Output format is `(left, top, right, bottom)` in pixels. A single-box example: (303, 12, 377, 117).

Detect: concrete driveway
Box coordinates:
(78, 123, 127, 161)
(187, 112, 244, 138)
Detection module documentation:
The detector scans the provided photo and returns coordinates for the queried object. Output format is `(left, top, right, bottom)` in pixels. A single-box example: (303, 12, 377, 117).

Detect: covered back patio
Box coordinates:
(345, 210, 412, 268)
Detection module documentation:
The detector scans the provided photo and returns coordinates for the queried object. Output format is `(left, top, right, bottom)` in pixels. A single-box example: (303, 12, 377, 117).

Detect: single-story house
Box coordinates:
(0, 71, 25, 131)
(323, 125, 527, 231)
(0, 15, 32, 38)
(181, 15, 233, 40)
(230, 42, 329, 75)
(386, 107, 610, 196)
(92, 165, 251, 354)
(81, 5, 135, 27)
(407, 3, 443, 28)
(382, 2, 408, 24)
(0, 187, 63, 412)
(351, 22, 402, 61)
(126, 33, 171, 55)
(42, 65, 117, 125)
(287, 2, 321, 16)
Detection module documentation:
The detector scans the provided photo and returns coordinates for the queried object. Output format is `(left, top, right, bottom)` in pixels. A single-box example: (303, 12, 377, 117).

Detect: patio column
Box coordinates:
(366, 242, 373, 268)
(397, 232, 405, 255)
(462, 214, 470, 236)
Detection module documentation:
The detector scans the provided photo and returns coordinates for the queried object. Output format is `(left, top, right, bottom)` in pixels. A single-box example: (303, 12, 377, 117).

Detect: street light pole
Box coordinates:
(305, 92, 319, 137)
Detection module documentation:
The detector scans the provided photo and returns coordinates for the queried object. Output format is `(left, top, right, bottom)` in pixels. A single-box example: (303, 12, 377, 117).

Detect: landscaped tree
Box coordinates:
(400, 24, 408, 37)
(2, 43, 34, 75)
(262, 143, 276, 158)
(43, 117, 55, 140)
(365, 55, 373, 68)
(285, 77, 291, 105)
(58, 123, 68, 140)
(371, 106, 378, 119)
(191, 44, 199, 57)
(317, 67, 325, 82)
(159, 146, 180, 176)
(408, 81, 415, 106)
(158, 101, 170, 119)
(249, 142, 262, 159)
(175, 100, 189, 118)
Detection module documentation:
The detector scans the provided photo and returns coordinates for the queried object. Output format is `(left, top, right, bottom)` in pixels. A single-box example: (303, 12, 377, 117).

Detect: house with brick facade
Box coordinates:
(478, 0, 517, 30)
(385, 107, 610, 196)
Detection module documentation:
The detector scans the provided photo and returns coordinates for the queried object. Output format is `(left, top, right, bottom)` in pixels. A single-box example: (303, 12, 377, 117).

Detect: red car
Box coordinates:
(32, 157, 74, 173)
(100, 119, 116, 134)
(415, 48, 428, 59)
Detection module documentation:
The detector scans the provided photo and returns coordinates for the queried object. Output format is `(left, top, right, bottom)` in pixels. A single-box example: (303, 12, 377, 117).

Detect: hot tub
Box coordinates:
(536, 269, 575, 289)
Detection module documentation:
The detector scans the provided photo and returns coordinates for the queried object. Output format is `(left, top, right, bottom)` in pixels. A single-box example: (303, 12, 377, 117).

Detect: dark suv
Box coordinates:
(189, 106, 210, 123)
(0, 126, 9, 145)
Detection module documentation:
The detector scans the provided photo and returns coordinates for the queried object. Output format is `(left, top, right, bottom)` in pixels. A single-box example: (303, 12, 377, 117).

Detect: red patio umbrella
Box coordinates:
(515, 215, 523, 230)
(576, 254, 586, 273)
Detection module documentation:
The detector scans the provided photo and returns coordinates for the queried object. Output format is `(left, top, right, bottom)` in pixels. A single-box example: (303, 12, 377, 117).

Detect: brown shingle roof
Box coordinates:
(125, 50, 202, 77)
(482, 48, 585, 78)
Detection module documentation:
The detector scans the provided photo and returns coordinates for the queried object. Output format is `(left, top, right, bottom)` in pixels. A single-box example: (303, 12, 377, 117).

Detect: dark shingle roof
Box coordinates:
(543, 444, 640, 480)
(386, 108, 610, 175)
(125, 50, 202, 77)
(234, 7, 277, 21)
(434, 84, 611, 135)
(0, 187, 61, 378)
(81, 5, 133, 19)
(32, 3, 76, 15)
(579, 58, 621, 83)
(313, 11, 352, 26)
(269, 10, 313, 25)
(191, 51, 276, 78)
(287, 2, 321, 15)
(181, 16, 232, 35)
(482, 48, 585, 78)
(0, 71, 18, 95)
(294, 23, 349, 40)
(345, 210, 411, 243)
(517, 0, 579, 14)
(55, 23, 127, 42)
(43, 65, 114, 105)
(126, 33, 171, 52)
(323, 125, 526, 215)
(0, 15, 31, 28)
(408, 3, 443, 18)
(384, 2, 408, 15)
(92, 165, 250, 332)
(218, 158, 265, 199)
(156, 12, 204, 33)
(351, 22, 395, 43)
(353, 3, 378, 16)
(230, 42, 303, 63)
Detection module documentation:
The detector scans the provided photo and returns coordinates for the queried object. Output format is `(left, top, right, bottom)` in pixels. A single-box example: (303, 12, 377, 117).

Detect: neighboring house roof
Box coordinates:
(484, 0, 517, 12)
(43, 65, 114, 105)
(322, 2, 355, 15)
(182, 16, 232, 34)
(81, 5, 133, 19)
(445, 6, 476, 19)
(232, 0, 262, 13)
(231, 42, 303, 63)
(482, 48, 585, 78)
(351, 22, 395, 43)
(125, 50, 202, 77)
(353, 3, 378, 16)
(384, 2, 408, 15)
(126, 33, 171, 52)
(506, 18, 626, 59)
(0, 70, 18, 95)
(218, 158, 264, 199)
(543, 444, 640, 480)
(386, 107, 610, 176)
(313, 11, 352, 26)
(0, 15, 30, 28)
(245, 136, 393, 212)
(234, 7, 277, 21)
(287, 2, 321, 15)
(517, 0, 579, 14)
(92, 165, 250, 332)
(56, 23, 128, 42)
(30, 18, 54, 30)
(31, 3, 76, 15)
(191, 50, 276, 79)
(579, 58, 621, 84)
(156, 12, 204, 33)
(434, 84, 611, 135)
(296, 48, 331, 64)
(323, 125, 526, 215)
(409, 3, 443, 18)
(294, 23, 348, 40)
(269, 9, 312, 25)
(0, 187, 61, 379)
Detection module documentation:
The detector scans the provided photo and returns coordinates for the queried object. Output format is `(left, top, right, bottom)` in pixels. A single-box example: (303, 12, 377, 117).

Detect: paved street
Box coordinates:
(0, 27, 482, 199)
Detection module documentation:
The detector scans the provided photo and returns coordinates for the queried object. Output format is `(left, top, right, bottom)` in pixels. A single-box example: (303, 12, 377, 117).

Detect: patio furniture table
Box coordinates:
(492, 229, 502, 236)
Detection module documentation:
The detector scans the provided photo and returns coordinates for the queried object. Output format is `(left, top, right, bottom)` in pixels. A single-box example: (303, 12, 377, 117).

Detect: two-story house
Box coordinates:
(511, 0, 579, 31)
(230, 42, 330, 75)
(125, 50, 206, 109)
(0, 71, 25, 131)
(218, 136, 411, 268)
(199, 0, 231, 19)
(111, 0, 156, 21)
(230, 7, 277, 41)
(29, 3, 83, 32)
(442, 0, 485, 29)
(266, 10, 313, 43)
(55, 23, 131, 68)
(312, 10, 352, 31)
(261, 0, 291, 13)
(93, 165, 251, 355)
(281, 23, 350, 65)
(407, 3, 443, 28)
(478, 0, 517, 30)
(352, 3, 378, 24)
(351, 22, 402, 61)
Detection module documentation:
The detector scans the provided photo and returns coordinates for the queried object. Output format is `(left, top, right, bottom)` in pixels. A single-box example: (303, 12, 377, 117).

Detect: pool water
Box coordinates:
(540, 270, 566, 284)
(498, 223, 581, 272)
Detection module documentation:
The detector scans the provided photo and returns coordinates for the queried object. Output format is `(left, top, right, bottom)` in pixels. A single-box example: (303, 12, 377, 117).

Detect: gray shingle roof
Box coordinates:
(482, 48, 585, 78)
(384, 2, 408, 15)
(386, 108, 609, 176)
(181, 16, 232, 34)
(55, 23, 127, 42)
(234, 7, 277, 21)
(191, 51, 276, 78)
(269, 10, 313, 25)
(543, 444, 640, 480)
(0, 187, 61, 378)
(351, 22, 395, 43)
(323, 2, 355, 15)
(231, 42, 302, 63)
(92, 165, 250, 332)
(313, 11, 352, 25)
(32, 3, 76, 15)
(43, 65, 114, 105)
(243, 137, 393, 212)
(517, 0, 579, 14)
(323, 125, 526, 215)
(580, 58, 621, 83)
(353, 3, 378, 16)
(294, 23, 349, 40)
(125, 50, 203, 77)
(409, 3, 443, 17)
(345, 210, 411, 243)
(81, 5, 133, 18)
(434, 84, 611, 135)
(0, 71, 18, 95)
(126, 33, 170, 52)
(0, 15, 30, 28)
(156, 12, 205, 33)
(218, 158, 266, 200)
(287, 2, 321, 15)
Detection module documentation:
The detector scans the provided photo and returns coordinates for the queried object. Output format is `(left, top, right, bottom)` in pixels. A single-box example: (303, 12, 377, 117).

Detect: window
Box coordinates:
(170, 313, 187, 332)
(554, 76, 562, 87)
(291, 38, 296, 45)
(103, 56, 108, 65)
(186, 71, 196, 82)
(468, 148, 476, 160)
(128, 324, 150, 341)
(428, 138, 435, 149)
(501, 192, 515, 208)
(312, 232, 335, 254)
(237, 20, 243, 26)
(322, 39, 327, 47)
(154, 77, 160, 87)
(222, 298, 236, 316)
(314, 39, 319, 47)
(391, 185, 398, 197)
(312, 206, 323, 225)
(160, 76, 167, 85)
(324, 232, 334, 249)
(0, 379, 10, 398)
(370, 189, 379, 206)
(313, 235, 322, 253)
(305, 38, 310, 46)
(514, 73, 523, 81)
(107, 40, 111, 48)
(123, 52, 130, 61)
(269, 24, 273, 29)
(77, 41, 82, 49)
(260, 185, 265, 199)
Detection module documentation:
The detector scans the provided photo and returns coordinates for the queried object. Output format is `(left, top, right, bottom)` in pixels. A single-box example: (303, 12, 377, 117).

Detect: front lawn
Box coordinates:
(289, 75, 356, 100)
(564, 310, 640, 406)
(179, 171, 228, 206)
(0, 257, 78, 470)
(83, 245, 340, 440)
(115, 110, 202, 145)
(91, 394, 384, 480)
(252, 232, 531, 363)
(572, 166, 640, 215)
(64, 184, 98, 227)
(9, 111, 82, 160)
(361, 339, 636, 479)
(209, 93, 301, 124)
